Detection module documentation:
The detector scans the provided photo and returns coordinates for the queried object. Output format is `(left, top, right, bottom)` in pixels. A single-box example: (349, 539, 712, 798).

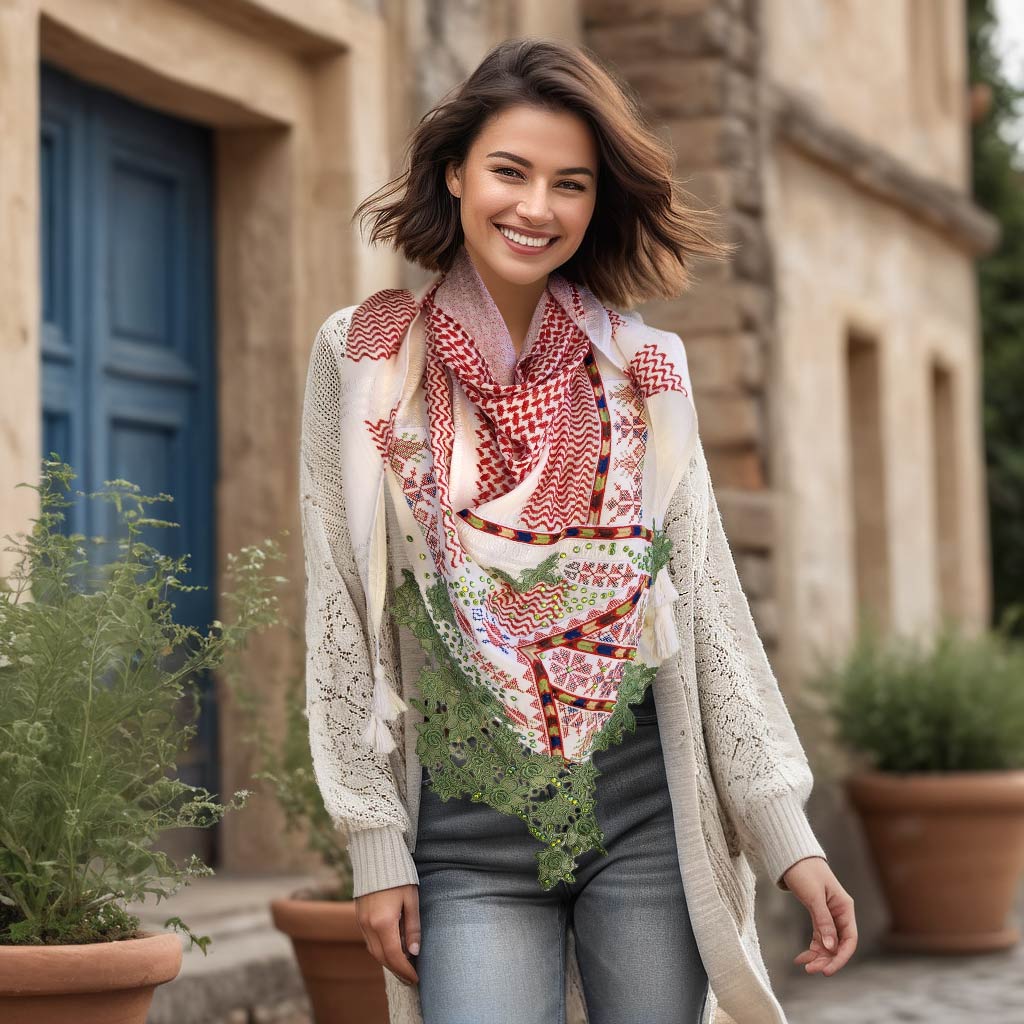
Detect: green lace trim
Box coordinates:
(649, 522, 673, 579)
(391, 527, 674, 890)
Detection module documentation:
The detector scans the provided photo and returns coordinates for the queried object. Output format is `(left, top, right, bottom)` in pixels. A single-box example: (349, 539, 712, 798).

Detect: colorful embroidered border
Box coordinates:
(455, 515, 654, 545)
(584, 347, 612, 523)
(521, 579, 650, 756)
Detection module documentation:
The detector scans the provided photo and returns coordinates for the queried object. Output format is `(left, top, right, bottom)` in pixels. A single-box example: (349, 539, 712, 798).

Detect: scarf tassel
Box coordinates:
(360, 660, 409, 754)
(648, 566, 681, 662)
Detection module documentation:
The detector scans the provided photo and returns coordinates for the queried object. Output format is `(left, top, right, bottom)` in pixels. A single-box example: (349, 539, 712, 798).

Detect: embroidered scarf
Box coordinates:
(340, 245, 698, 888)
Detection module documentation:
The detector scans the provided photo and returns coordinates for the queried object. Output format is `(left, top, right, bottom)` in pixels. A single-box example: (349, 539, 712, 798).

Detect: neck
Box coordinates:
(462, 243, 549, 357)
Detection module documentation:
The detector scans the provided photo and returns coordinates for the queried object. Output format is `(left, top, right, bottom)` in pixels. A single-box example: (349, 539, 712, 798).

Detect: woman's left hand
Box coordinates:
(782, 856, 858, 976)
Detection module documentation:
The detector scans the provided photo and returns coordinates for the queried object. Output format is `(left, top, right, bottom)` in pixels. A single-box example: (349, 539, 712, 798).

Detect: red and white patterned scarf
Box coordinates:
(340, 245, 698, 756)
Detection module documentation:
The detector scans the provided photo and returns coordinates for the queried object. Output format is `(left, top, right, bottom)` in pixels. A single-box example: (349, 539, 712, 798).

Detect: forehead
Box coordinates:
(471, 105, 597, 165)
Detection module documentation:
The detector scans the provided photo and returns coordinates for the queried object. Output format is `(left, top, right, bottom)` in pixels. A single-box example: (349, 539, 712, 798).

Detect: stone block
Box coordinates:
(725, 66, 757, 123)
(583, 0, 714, 28)
(706, 446, 766, 490)
(586, 21, 673, 62)
(716, 487, 778, 550)
(727, 209, 771, 281)
(688, 7, 756, 70)
(642, 281, 744, 334)
(678, 167, 734, 212)
(736, 280, 772, 334)
(665, 115, 752, 169)
(731, 163, 762, 211)
(619, 58, 730, 120)
(693, 391, 762, 446)
(682, 331, 763, 393)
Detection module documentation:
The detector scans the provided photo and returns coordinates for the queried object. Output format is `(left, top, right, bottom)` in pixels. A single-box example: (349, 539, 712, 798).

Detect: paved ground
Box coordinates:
(781, 929, 1024, 1024)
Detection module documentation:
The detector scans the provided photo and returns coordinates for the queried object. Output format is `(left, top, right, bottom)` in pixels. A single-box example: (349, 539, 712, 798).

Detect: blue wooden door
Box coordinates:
(40, 63, 219, 859)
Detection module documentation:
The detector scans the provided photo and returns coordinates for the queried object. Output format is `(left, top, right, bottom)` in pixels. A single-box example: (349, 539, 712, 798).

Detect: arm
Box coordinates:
(686, 439, 827, 891)
(300, 308, 419, 898)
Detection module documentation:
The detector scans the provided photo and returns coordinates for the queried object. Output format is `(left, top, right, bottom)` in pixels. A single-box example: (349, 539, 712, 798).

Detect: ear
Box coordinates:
(445, 160, 461, 199)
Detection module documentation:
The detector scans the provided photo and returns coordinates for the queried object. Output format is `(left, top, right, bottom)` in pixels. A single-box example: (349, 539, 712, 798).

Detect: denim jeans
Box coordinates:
(412, 683, 710, 1024)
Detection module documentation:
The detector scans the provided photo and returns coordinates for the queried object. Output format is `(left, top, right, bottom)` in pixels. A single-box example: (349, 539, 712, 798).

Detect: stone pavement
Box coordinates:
(781, 924, 1024, 1024)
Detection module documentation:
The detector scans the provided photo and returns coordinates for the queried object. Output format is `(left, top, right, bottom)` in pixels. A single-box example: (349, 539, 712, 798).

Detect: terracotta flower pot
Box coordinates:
(0, 929, 183, 1024)
(846, 769, 1024, 952)
(271, 890, 389, 1024)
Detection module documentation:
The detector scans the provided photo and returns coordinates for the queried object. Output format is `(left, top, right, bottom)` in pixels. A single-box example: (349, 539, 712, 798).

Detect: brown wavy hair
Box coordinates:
(352, 37, 736, 310)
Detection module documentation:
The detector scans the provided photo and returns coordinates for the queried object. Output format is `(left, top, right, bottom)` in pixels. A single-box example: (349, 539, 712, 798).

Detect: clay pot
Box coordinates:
(0, 929, 183, 1024)
(846, 769, 1024, 952)
(271, 890, 389, 1023)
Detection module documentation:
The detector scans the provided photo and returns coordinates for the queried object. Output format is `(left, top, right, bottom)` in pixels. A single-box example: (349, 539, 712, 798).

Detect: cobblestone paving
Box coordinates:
(781, 938, 1024, 1024)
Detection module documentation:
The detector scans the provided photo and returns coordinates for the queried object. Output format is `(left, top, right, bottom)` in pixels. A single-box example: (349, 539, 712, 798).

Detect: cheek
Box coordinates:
(466, 176, 515, 214)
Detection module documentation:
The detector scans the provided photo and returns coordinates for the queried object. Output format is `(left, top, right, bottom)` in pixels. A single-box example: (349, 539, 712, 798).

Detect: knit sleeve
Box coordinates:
(688, 440, 828, 892)
(299, 307, 419, 897)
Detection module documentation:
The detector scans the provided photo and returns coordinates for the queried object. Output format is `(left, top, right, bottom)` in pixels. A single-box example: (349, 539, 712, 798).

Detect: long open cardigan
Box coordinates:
(300, 286, 829, 1024)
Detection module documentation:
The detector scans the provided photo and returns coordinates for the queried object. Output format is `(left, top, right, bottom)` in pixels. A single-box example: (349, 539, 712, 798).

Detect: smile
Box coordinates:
(494, 223, 559, 252)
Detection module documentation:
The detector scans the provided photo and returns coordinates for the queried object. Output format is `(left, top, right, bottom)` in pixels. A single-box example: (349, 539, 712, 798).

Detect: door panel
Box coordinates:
(40, 62, 219, 862)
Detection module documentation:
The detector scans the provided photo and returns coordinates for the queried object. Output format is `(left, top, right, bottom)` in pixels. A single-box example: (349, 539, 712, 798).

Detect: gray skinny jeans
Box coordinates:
(411, 682, 710, 1024)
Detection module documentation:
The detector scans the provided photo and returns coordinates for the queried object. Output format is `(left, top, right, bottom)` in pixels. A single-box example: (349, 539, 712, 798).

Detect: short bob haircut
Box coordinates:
(352, 37, 736, 310)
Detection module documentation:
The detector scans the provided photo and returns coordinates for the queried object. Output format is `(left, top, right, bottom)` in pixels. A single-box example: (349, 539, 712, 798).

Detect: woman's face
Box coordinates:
(446, 104, 599, 288)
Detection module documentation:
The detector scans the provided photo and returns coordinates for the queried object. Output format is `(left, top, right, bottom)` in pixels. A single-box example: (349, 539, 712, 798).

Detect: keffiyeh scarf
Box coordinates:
(339, 245, 697, 888)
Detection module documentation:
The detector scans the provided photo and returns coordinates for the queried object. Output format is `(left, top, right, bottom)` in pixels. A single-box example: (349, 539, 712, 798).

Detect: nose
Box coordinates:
(517, 184, 553, 223)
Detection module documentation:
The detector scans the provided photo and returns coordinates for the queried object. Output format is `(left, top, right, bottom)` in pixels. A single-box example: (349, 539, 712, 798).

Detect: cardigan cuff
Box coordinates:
(743, 791, 828, 892)
(347, 824, 420, 898)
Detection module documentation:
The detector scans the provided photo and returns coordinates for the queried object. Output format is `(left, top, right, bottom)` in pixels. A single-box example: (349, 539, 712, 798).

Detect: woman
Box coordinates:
(300, 37, 857, 1024)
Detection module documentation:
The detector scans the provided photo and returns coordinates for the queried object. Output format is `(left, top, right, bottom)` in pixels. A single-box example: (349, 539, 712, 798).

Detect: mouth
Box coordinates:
(493, 222, 560, 252)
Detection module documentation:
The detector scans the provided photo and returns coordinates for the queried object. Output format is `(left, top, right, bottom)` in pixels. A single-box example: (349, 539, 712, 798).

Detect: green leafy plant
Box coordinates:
(227, 641, 353, 901)
(0, 457, 286, 948)
(805, 617, 1024, 774)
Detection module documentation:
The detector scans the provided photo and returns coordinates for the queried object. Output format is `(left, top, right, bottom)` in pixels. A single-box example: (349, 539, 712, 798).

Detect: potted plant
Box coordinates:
(228, 645, 389, 1023)
(806, 616, 1024, 953)
(0, 458, 286, 1023)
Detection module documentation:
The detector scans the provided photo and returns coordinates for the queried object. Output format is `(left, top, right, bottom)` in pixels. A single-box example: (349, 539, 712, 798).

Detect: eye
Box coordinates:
(491, 166, 588, 192)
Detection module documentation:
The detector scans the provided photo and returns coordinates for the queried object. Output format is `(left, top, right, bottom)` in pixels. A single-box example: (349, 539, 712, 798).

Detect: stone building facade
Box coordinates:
(0, 0, 997, 1015)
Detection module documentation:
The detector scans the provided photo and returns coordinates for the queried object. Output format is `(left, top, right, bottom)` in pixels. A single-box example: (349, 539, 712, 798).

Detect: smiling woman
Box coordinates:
(312, 35, 856, 1024)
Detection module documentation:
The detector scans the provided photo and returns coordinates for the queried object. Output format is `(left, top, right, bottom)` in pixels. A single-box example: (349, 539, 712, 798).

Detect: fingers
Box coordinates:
(379, 912, 418, 986)
(794, 892, 858, 976)
(821, 897, 858, 975)
(403, 886, 422, 958)
(811, 896, 839, 954)
(355, 885, 420, 987)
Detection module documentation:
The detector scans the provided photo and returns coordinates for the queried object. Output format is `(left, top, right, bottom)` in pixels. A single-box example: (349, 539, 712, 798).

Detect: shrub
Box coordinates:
(806, 618, 1024, 773)
(0, 458, 286, 948)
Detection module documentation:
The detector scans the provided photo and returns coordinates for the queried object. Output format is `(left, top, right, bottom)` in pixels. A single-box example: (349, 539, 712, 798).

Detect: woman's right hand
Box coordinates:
(354, 883, 421, 986)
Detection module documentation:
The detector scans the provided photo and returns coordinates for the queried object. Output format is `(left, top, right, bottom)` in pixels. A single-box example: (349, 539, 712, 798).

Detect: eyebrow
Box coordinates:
(485, 151, 595, 179)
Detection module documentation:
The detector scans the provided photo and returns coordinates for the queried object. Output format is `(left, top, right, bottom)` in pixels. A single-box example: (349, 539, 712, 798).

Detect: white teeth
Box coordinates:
(497, 225, 553, 248)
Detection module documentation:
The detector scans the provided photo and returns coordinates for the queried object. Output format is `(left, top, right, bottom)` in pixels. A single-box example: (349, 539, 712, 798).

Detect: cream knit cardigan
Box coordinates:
(300, 304, 829, 1024)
